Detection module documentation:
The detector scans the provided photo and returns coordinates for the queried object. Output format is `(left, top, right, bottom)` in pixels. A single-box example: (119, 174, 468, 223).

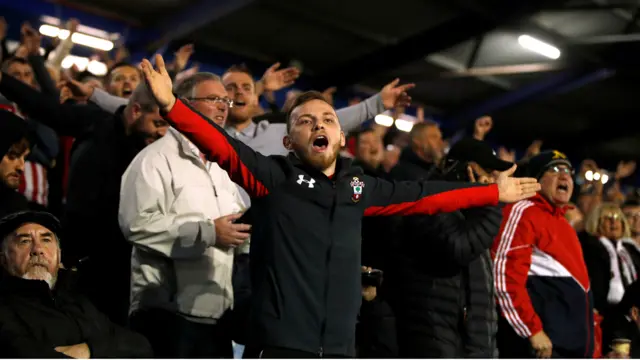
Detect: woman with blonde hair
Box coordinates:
(581, 203, 638, 322)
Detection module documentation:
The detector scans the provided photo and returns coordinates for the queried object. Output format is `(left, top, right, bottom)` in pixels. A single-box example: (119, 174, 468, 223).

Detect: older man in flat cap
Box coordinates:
(0, 211, 152, 358)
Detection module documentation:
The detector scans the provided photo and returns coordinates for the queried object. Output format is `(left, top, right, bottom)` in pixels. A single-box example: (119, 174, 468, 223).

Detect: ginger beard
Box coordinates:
(285, 99, 345, 172)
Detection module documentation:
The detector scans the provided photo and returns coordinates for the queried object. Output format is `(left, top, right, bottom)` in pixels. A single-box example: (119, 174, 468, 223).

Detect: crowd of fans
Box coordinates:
(0, 16, 638, 359)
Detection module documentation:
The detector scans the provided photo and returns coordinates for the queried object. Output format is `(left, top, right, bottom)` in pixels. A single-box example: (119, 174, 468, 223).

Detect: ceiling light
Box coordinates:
(87, 60, 108, 76)
(395, 118, 414, 132)
(518, 35, 561, 60)
(374, 114, 393, 127)
(39, 24, 114, 51)
(601, 174, 609, 184)
(61, 55, 108, 76)
(593, 172, 601, 181)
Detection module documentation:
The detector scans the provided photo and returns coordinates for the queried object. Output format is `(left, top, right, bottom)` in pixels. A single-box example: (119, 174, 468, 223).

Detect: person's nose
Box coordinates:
(30, 239, 45, 256)
(215, 101, 227, 112)
(15, 157, 25, 174)
(157, 127, 168, 138)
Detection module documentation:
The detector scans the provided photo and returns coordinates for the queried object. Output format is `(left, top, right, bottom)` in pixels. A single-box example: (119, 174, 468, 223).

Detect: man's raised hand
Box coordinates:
(381, 78, 415, 109)
(496, 165, 541, 203)
(139, 54, 175, 112)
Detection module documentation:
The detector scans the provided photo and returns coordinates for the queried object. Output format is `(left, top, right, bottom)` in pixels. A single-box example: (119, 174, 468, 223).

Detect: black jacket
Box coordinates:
(352, 160, 397, 272)
(163, 99, 502, 357)
(389, 147, 436, 182)
(387, 149, 501, 358)
(0, 73, 142, 324)
(0, 269, 152, 358)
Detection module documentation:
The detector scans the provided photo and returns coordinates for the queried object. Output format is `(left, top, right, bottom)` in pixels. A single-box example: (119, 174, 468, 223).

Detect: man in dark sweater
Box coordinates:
(140, 54, 541, 358)
(0, 211, 152, 358)
(0, 70, 168, 325)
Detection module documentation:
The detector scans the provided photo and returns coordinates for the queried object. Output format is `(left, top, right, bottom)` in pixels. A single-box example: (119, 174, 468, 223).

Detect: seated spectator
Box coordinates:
(0, 110, 31, 218)
(0, 211, 152, 358)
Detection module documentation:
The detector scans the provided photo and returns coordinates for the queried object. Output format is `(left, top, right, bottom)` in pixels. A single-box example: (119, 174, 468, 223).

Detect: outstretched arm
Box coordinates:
(0, 72, 103, 137)
(337, 78, 414, 133)
(364, 165, 539, 216)
(140, 54, 286, 197)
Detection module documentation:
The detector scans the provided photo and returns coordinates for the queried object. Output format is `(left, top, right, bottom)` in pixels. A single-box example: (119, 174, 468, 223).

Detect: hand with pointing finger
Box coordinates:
(139, 54, 176, 112)
(496, 165, 541, 203)
(214, 213, 251, 248)
(381, 78, 415, 109)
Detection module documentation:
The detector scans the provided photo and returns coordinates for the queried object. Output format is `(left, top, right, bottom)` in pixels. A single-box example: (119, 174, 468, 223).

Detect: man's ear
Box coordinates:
(339, 131, 346, 148)
(131, 103, 142, 119)
(283, 135, 293, 151)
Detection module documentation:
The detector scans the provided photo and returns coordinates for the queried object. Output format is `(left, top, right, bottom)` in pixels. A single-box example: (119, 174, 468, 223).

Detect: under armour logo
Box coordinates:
(296, 175, 316, 188)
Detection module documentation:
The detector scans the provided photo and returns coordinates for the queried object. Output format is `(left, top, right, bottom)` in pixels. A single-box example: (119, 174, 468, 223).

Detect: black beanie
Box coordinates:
(0, 110, 30, 157)
(527, 150, 573, 180)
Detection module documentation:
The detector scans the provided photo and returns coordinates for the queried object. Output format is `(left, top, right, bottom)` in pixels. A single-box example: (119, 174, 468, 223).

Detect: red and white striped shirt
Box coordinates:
(0, 103, 51, 207)
(18, 161, 49, 207)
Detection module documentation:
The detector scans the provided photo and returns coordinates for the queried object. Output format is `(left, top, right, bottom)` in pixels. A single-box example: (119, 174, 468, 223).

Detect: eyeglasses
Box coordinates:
(602, 213, 621, 221)
(548, 166, 575, 175)
(187, 96, 234, 108)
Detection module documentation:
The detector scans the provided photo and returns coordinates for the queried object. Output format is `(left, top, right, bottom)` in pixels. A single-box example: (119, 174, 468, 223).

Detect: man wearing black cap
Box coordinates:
(0, 211, 152, 358)
(493, 150, 594, 358)
(0, 110, 31, 218)
(388, 137, 513, 357)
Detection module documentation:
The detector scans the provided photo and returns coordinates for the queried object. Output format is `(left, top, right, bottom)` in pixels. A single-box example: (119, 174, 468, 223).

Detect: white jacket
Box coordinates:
(119, 127, 250, 321)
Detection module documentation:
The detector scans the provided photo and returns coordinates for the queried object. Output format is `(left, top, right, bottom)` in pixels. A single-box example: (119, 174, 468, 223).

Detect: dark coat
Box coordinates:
(387, 149, 501, 358)
(0, 269, 152, 358)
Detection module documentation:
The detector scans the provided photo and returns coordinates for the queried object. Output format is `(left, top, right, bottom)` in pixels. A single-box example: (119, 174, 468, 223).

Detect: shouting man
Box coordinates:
(139, 54, 540, 358)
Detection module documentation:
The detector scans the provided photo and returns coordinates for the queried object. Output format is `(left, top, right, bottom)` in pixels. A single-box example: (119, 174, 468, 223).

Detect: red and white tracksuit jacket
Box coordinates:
(492, 193, 594, 357)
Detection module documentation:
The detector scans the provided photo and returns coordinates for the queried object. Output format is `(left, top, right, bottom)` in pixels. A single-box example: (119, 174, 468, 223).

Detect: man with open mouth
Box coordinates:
(140, 54, 541, 358)
(493, 150, 595, 359)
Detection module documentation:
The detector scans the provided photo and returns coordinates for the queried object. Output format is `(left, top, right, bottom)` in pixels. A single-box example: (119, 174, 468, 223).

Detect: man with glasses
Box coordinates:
(119, 72, 252, 358)
(493, 150, 595, 358)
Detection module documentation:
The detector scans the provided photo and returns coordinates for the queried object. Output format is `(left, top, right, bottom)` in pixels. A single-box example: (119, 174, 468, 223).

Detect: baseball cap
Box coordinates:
(446, 138, 513, 172)
(0, 211, 61, 242)
(526, 150, 573, 180)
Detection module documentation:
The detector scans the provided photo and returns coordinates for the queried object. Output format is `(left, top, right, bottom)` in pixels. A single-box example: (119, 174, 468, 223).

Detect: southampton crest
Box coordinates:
(350, 176, 365, 203)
